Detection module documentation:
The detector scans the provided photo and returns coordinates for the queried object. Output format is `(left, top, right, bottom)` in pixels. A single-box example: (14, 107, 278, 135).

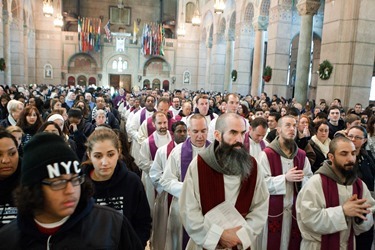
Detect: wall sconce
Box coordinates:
(98, 74, 102, 81)
(172, 76, 176, 84)
(138, 75, 142, 82)
(137, 18, 141, 26)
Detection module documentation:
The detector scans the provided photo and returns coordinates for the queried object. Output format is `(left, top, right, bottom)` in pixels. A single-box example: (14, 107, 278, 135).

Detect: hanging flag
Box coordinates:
(133, 20, 139, 44)
(104, 20, 112, 42)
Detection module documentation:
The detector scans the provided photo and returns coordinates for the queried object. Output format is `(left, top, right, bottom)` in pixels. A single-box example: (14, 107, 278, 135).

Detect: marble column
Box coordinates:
(210, 33, 226, 91)
(251, 15, 268, 97)
(3, 10, 11, 85)
(263, 1, 294, 99)
(294, 0, 320, 104)
(232, 21, 253, 94)
(23, 26, 29, 84)
(223, 40, 234, 92)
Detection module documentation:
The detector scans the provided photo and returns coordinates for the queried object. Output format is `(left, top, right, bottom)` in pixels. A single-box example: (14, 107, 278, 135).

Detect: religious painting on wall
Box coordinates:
(183, 70, 190, 84)
(44, 64, 53, 79)
(109, 6, 131, 26)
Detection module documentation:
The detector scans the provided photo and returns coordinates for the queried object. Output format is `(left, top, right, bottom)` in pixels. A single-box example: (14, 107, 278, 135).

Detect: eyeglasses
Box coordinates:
(347, 135, 365, 141)
(42, 175, 85, 191)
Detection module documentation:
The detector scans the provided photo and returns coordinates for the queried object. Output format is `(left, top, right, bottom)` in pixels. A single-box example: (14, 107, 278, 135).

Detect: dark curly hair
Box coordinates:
(13, 175, 94, 217)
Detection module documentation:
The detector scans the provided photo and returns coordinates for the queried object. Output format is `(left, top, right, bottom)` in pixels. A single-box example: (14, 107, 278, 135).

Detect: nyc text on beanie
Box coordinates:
(21, 133, 80, 186)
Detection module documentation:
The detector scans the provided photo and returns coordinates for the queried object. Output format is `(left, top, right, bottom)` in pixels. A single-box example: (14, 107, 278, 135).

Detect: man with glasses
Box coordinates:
(0, 133, 143, 249)
(327, 105, 345, 139)
(347, 125, 375, 250)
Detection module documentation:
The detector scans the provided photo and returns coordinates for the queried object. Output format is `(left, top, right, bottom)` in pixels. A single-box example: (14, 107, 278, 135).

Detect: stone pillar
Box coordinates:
(251, 16, 268, 97)
(294, 0, 320, 104)
(210, 33, 226, 91)
(23, 26, 29, 84)
(316, 0, 375, 108)
(232, 21, 254, 94)
(3, 10, 11, 85)
(204, 43, 212, 89)
(223, 40, 234, 92)
(263, 1, 293, 99)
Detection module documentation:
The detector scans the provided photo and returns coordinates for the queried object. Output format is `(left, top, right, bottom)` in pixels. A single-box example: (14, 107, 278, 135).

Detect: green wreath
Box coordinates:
(231, 70, 237, 81)
(318, 60, 333, 80)
(0, 58, 5, 71)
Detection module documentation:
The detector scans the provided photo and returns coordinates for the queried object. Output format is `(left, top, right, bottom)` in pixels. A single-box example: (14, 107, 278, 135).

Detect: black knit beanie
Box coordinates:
(21, 133, 80, 186)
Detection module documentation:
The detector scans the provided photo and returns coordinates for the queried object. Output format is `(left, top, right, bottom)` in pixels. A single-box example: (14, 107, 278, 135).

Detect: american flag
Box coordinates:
(104, 21, 112, 42)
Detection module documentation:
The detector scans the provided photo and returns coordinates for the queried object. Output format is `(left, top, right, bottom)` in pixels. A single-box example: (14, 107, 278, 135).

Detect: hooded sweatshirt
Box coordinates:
(83, 161, 151, 247)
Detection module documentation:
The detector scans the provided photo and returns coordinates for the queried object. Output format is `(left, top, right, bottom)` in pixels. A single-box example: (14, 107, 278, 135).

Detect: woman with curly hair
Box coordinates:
(16, 106, 43, 146)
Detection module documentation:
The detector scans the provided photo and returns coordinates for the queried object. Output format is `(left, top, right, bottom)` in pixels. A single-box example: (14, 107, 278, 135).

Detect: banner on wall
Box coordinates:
(78, 17, 102, 52)
(141, 22, 165, 56)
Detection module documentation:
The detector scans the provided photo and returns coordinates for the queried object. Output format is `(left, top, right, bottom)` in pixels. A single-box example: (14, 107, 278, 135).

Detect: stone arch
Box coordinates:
(244, 3, 254, 23)
(2, 0, 8, 13)
(201, 27, 207, 45)
(143, 57, 171, 77)
(228, 12, 236, 41)
(11, 0, 19, 19)
(216, 17, 226, 44)
(67, 53, 98, 74)
(260, 0, 271, 16)
(208, 24, 213, 48)
(185, 1, 195, 23)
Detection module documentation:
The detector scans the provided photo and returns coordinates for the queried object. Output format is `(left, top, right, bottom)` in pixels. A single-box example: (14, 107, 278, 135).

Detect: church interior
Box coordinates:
(0, 0, 374, 107)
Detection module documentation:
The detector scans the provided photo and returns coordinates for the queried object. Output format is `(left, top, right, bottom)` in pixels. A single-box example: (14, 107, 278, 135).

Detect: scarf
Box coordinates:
(311, 135, 330, 157)
(268, 136, 299, 159)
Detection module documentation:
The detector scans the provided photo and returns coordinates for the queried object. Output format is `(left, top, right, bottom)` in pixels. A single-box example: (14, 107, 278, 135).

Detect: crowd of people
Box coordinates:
(0, 82, 375, 249)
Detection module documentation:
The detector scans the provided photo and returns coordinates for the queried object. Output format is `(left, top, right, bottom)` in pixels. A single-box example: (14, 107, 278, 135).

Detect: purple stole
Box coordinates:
(180, 138, 210, 181)
(243, 131, 266, 153)
(165, 140, 176, 208)
(264, 147, 306, 250)
(197, 155, 257, 250)
(140, 108, 156, 125)
(146, 116, 177, 137)
(148, 132, 174, 160)
(320, 174, 363, 250)
(180, 138, 210, 248)
(148, 133, 158, 160)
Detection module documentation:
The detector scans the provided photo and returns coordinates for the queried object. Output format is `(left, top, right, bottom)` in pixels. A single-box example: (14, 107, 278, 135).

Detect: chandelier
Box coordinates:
(191, 0, 201, 26)
(177, 0, 186, 36)
(43, 0, 54, 17)
(54, 14, 63, 28)
(214, 0, 225, 14)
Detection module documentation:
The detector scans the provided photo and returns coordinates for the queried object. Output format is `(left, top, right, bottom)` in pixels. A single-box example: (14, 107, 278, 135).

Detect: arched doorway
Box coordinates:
(143, 79, 150, 89)
(68, 76, 76, 87)
(77, 75, 87, 86)
(152, 79, 161, 90)
(162, 80, 170, 91)
(88, 77, 97, 85)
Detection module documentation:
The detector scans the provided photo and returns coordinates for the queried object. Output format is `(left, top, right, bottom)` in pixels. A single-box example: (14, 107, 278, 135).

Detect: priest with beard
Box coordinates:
(258, 115, 313, 250)
(179, 113, 269, 249)
(296, 136, 375, 249)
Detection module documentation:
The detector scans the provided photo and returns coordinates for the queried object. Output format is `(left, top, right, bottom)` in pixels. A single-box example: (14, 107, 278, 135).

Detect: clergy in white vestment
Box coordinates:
(296, 136, 375, 250)
(137, 98, 176, 145)
(179, 113, 269, 250)
(258, 115, 313, 250)
(182, 95, 218, 128)
(207, 93, 249, 143)
(160, 114, 210, 250)
(149, 121, 187, 250)
(243, 117, 269, 163)
(137, 112, 173, 213)
(127, 94, 156, 162)
(169, 96, 181, 117)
